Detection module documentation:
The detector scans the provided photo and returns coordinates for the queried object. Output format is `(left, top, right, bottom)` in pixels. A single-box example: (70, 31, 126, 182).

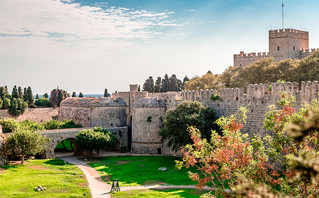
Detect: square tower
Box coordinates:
(269, 29, 309, 62)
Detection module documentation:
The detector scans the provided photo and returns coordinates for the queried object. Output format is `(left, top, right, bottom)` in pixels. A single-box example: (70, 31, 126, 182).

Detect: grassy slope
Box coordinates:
(0, 159, 90, 198)
(55, 140, 74, 151)
(88, 156, 199, 187)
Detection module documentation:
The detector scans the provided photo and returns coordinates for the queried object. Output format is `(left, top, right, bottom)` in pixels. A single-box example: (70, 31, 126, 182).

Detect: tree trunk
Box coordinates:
(21, 155, 25, 164)
(97, 149, 99, 156)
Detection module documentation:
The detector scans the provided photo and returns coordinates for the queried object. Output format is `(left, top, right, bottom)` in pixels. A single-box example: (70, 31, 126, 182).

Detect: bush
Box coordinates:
(2, 98, 11, 109)
(0, 118, 19, 133)
(35, 98, 51, 107)
(50, 88, 69, 107)
(8, 98, 28, 116)
(42, 119, 81, 130)
(210, 94, 221, 101)
(19, 120, 45, 131)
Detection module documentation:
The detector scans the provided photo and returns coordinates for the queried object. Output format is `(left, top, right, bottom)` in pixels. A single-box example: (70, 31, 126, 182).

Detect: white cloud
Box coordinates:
(0, 0, 179, 49)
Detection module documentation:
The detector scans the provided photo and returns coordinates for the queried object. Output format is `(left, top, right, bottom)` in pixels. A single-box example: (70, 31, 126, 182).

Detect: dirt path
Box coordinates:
(59, 156, 111, 198)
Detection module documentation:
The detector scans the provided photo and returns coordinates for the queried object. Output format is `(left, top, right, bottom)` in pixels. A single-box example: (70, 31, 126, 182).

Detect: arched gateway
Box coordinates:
(39, 127, 128, 158)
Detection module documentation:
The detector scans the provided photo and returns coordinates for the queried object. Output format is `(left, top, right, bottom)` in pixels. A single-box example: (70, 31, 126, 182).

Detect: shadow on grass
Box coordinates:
(44, 159, 73, 166)
(153, 188, 210, 198)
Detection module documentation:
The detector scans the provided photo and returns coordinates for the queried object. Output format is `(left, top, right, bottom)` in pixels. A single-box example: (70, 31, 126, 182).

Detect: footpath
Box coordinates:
(59, 154, 211, 198)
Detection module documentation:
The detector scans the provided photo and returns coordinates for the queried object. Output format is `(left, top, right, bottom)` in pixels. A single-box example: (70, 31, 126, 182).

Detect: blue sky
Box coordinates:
(0, 0, 318, 94)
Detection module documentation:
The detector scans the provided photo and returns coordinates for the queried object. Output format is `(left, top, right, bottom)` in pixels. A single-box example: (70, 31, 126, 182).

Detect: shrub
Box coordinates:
(0, 118, 19, 133)
(50, 88, 69, 107)
(210, 94, 221, 101)
(2, 98, 11, 109)
(35, 98, 51, 107)
(19, 120, 45, 131)
(8, 98, 28, 116)
(42, 119, 81, 130)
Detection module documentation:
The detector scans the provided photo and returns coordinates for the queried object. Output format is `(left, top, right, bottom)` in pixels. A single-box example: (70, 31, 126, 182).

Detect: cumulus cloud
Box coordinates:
(0, 0, 179, 49)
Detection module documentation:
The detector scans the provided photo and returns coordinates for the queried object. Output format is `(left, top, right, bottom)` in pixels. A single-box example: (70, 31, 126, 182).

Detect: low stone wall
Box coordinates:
(0, 108, 59, 123)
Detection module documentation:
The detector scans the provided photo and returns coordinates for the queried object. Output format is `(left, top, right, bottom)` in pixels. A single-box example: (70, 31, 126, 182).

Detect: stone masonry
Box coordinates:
(234, 28, 318, 67)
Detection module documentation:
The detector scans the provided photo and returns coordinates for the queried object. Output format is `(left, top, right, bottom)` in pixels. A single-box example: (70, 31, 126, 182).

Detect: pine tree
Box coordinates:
(12, 85, 18, 99)
(72, 92, 76, 97)
(104, 89, 110, 97)
(155, 77, 162, 93)
(43, 93, 49, 98)
(168, 74, 178, 91)
(18, 86, 23, 99)
(23, 87, 27, 101)
(138, 85, 140, 92)
(79, 92, 84, 97)
(143, 76, 155, 92)
(36, 94, 39, 100)
(26, 86, 34, 106)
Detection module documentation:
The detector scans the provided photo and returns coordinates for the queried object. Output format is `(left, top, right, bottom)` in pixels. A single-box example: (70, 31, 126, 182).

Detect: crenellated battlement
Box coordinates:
(269, 28, 309, 39)
(234, 51, 269, 67)
(234, 51, 269, 58)
(300, 48, 319, 58)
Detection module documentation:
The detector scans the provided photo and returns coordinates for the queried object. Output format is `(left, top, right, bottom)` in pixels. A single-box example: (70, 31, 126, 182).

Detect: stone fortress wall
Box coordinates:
(234, 28, 319, 67)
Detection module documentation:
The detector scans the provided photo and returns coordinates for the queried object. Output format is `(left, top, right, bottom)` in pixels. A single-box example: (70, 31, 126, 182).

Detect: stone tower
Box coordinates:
(269, 29, 309, 62)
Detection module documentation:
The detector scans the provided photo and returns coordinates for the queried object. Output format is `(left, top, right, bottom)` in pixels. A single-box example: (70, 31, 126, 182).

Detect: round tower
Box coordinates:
(131, 98, 166, 154)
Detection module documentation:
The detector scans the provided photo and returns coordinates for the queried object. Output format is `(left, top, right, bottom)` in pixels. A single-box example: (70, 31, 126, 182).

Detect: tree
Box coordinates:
(161, 74, 169, 92)
(138, 85, 140, 92)
(0, 98, 2, 109)
(26, 86, 34, 106)
(167, 74, 178, 91)
(0, 118, 19, 133)
(8, 98, 28, 116)
(142, 76, 155, 93)
(75, 127, 116, 156)
(2, 98, 10, 109)
(159, 101, 220, 151)
(50, 88, 69, 107)
(17, 86, 23, 99)
(43, 93, 49, 98)
(72, 92, 76, 97)
(5, 130, 50, 164)
(79, 92, 84, 97)
(35, 98, 51, 107)
(104, 89, 110, 97)
(154, 77, 162, 93)
(184, 72, 222, 91)
(12, 85, 18, 99)
(23, 87, 27, 101)
(0, 87, 6, 100)
(35, 94, 39, 100)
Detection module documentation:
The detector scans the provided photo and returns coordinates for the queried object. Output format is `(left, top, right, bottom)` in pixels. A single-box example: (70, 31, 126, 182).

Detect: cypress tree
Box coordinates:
(26, 86, 34, 105)
(155, 77, 162, 93)
(161, 74, 169, 92)
(104, 89, 110, 97)
(143, 76, 155, 92)
(0, 87, 5, 100)
(138, 85, 140, 92)
(18, 86, 23, 99)
(36, 94, 39, 100)
(23, 87, 27, 101)
(168, 74, 178, 91)
(79, 92, 84, 97)
(72, 92, 76, 97)
(12, 85, 18, 98)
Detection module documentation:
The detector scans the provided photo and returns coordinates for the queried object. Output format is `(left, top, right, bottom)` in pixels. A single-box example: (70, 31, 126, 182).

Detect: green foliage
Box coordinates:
(104, 89, 110, 97)
(0, 118, 19, 133)
(42, 119, 81, 130)
(35, 97, 51, 107)
(79, 92, 84, 97)
(75, 127, 116, 156)
(43, 93, 49, 98)
(147, 116, 152, 123)
(143, 76, 155, 93)
(19, 120, 45, 131)
(5, 130, 50, 163)
(0, 86, 6, 100)
(17, 86, 23, 99)
(8, 98, 28, 116)
(0, 98, 2, 109)
(35, 94, 39, 100)
(71, 92, 76, 97)
(25, 86, 34, 106)
(154, 77, 162, 93)
(184, 72, 222, 91)
(11, 85, 18, 99)
(159, 101, 220, 151)
(210, 94, 221, 101)
(50, 88, 69, 107)
(2, 98, 10, 109)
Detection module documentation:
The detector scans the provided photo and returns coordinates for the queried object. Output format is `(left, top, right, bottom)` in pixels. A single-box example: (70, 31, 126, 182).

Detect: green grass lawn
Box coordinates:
(88, 156, 199, 187)
(0, 159, 90, 198)
(55, 140, 74, 151)
(111, 188, 210, 198)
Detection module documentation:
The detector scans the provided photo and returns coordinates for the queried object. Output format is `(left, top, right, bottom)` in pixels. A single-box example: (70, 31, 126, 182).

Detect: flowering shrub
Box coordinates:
(49, 88, 69, 107)
(177, 92, 319, 197)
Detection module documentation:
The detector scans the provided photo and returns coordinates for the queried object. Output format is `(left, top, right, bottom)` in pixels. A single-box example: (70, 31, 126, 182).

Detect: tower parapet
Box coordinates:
(234, 51, 269, 67)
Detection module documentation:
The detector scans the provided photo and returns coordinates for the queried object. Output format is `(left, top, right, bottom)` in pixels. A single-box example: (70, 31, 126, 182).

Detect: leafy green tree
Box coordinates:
(43, 93, 49, 98)
(12, 85, 18, 99)
(26, 86, 34, 106)
(50, 88, 69, 107)
(142, 76, 155, 93)
(0, 118, 19, 133)
(75, 127, 116, 156)
(159, 101, 220, 151)
(2, 98, 11, 109)
(8, 98, 28, 116)
(17, 86, 23, 99)
(35, 98, 51, 107)
(154, 77, 162, 93)
(0, 87, 6, 100)
(79, 92, 84, 97)
(5, 130, 49, 164)
(72, 92, 76, 97)
(104, 89, 110, 97)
